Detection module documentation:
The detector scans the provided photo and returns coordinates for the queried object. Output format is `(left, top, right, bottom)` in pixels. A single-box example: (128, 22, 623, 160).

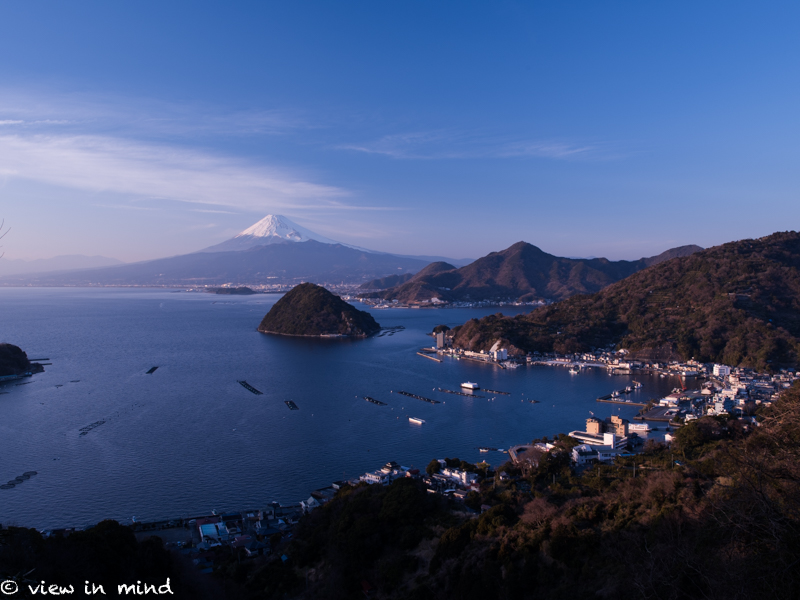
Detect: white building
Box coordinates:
(489, 340, 508, 361)
(571, 443, 626, 464)
(441, 467, 478, 485)
(713, 364, 732, 378)
(359, 461, 408, 486)
(568, 431, 629, 449)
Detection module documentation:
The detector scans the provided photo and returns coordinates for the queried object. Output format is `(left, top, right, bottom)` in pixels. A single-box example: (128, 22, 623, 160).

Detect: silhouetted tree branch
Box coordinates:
(0, 218, 8, 258)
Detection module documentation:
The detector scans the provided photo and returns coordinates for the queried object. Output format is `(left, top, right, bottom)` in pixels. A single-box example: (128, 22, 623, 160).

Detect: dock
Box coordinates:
(363, 396, 387, 406)
(417, 352, 442, 362)
(597, 398, 648, 407)
(395, 390, 441, 404)
(146, 366, 159, 374)
(285, 401, 299, 410)
(238, 380, 263, 395)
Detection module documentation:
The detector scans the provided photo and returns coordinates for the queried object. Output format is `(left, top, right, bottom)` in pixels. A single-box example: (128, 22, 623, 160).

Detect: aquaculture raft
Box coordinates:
(395, 390, 440, 404)
(238, 380, 263, 395)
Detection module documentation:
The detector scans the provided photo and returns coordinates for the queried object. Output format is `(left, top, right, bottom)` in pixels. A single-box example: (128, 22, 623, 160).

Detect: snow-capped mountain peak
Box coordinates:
(236, 215, 339, 244)
(200, 214, 374, 253)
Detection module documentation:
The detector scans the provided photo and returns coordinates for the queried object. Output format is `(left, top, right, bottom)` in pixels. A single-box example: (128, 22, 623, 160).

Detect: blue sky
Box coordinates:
(1, 1, 798, 262)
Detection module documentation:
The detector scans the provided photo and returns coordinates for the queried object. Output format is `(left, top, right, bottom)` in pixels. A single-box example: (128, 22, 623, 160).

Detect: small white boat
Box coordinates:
(569, 367, 580, 374)
(408, 417, 425, 425)
(460, 382, 480, 390)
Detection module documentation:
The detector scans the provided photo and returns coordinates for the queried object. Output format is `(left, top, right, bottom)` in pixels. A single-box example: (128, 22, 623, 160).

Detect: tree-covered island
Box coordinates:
(258, 282, 380, 337)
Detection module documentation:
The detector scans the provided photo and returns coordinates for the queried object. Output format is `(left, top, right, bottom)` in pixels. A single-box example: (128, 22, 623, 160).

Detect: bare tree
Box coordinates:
(0, 218, 8, 258)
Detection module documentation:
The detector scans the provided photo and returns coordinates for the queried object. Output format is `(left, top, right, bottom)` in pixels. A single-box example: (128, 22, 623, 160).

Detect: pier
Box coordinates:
(395, 390, 441, 404)
(417, 352, 442, 362)
(597, 398, 647, 407)
(238, 380, 263, 395)
(482, 388, 510, 395)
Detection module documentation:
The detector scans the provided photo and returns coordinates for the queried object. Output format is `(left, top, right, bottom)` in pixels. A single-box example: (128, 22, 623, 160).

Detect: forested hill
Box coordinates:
(258, 283, 380, 337)
(451, 231, 800, 370)
(358, 242, 702, 303)
(0, 343, 31, 377)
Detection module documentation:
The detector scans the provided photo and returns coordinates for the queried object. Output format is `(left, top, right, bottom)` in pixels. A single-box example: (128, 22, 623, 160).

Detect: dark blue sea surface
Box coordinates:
(0, 288, 680, 528)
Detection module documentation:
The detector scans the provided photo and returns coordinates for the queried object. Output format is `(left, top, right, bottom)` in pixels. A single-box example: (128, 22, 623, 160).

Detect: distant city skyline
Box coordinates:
(1, 2, 798, 262)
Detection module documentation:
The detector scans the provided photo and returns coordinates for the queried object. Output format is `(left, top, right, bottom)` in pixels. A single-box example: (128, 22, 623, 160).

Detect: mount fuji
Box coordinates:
(201, 215, 372, 253)
(0, 215, 437, 286)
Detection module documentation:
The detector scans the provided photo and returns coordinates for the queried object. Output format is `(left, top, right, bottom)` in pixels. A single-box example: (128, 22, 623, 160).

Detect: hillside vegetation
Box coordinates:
(452, 232, 800, 370)
(258, 283, 380, 337)
(360, 242, 701, 304)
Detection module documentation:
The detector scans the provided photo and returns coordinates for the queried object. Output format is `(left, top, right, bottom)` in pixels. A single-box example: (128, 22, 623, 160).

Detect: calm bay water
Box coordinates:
(0, 288, 679, 529)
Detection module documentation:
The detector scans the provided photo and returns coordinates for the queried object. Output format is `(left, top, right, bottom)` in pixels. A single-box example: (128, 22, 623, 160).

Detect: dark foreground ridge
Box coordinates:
(451, 231, 800, 370)
(258, 282, 380, 337)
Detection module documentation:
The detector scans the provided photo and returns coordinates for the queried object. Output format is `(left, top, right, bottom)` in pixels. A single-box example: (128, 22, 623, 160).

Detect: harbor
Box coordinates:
(0, 289, 683, 529)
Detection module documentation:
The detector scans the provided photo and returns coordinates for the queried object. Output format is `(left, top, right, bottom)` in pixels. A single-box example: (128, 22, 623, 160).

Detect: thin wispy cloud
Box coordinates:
(0, 133, 348, 211)
(0, 88, 307, 141)
(340, 130, 600, 160)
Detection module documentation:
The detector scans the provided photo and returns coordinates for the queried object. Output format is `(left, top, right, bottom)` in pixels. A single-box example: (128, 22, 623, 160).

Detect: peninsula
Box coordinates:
(258, 282, 380, 337)
(208, 286, 258, 295)
(0, 343, 41, 378)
